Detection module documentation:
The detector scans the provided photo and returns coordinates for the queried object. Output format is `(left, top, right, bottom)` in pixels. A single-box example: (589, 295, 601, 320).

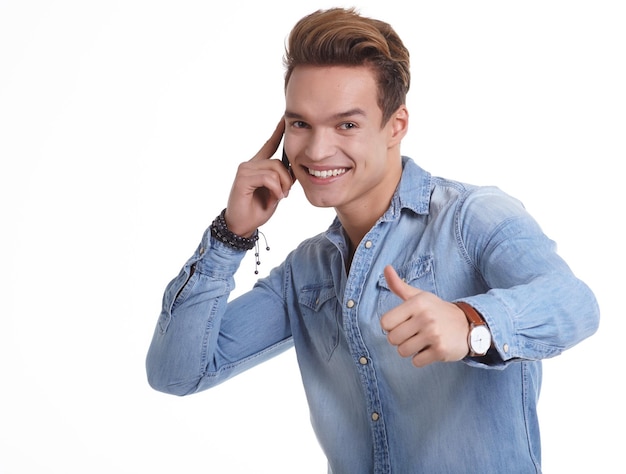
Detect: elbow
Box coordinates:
(580, 279, 600, 336)
(145, 354, 200, 397)
(146, 355, 221, 396)
(145, 365, 184, 396)
(146, 369, 203, 397)
(565, 279, 601, 347)
(583, 289, 601, 339)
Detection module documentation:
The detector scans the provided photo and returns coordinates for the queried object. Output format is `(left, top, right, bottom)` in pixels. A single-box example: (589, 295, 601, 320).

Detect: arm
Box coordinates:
(146, 120, 296, 395)
(456, 187, 600, 365)
(146, 233, 293, 395)
(380, 187, 599, 368)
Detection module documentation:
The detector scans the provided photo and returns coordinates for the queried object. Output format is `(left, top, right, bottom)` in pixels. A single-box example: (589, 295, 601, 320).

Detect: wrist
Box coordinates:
(223, 208, 257, 238)
(210, 209, 258, 251)
(454, 302, 492, 357)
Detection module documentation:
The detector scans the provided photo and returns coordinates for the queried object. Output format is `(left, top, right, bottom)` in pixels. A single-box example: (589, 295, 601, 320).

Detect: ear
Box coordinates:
(387, 105, 409, 148)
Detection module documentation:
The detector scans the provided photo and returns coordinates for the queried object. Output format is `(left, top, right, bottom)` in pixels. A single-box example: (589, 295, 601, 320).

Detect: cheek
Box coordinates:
(283, 135, 305, 163)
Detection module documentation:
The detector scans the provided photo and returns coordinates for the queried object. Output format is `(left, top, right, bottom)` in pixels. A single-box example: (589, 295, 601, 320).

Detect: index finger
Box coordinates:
(251, 119, 285, 162)
(380, 302, 412, 333)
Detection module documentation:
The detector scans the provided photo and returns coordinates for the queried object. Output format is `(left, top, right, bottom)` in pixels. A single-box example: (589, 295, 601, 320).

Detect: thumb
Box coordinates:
(384, 265, 422, 301)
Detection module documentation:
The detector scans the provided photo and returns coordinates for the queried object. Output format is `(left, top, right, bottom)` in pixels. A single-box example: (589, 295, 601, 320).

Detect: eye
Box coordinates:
(292, 120, 309, 129)
(339, 122, 357, 130)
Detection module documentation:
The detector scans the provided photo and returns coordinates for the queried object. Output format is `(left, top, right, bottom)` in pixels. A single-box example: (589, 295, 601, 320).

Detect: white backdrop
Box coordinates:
(1, 1, 624, 472)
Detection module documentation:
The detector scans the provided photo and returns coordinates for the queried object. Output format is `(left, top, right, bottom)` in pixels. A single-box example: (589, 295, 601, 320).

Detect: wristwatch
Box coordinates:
(454, 302, 492, 357)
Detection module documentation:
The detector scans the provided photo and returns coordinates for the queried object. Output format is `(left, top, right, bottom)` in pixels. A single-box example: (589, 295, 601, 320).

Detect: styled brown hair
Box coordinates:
(283, 8, 410, 125)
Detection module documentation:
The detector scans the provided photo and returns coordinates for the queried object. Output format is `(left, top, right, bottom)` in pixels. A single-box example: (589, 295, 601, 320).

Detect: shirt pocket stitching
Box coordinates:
(298, 282, 336, 311)
(377, 255, 434, 290)
(297, 281, 340, 361)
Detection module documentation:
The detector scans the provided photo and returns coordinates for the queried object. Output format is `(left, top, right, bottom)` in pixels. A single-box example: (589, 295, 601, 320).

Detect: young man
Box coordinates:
(147, 8, 599, 473)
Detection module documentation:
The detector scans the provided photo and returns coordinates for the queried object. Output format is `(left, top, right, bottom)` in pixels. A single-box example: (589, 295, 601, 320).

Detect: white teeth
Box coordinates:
(308, 168, 347, 178)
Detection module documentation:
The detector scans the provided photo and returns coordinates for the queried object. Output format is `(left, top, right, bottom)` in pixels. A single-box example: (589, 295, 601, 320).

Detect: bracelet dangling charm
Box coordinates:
(210, 209, 270, 274)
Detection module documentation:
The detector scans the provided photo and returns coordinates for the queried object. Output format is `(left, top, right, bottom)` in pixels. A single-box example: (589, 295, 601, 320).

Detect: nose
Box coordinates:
(305, 129, 335, 162)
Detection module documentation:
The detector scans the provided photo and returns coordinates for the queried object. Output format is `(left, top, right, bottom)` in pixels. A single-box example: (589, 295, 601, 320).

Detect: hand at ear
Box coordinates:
(225, 120, 294, 237)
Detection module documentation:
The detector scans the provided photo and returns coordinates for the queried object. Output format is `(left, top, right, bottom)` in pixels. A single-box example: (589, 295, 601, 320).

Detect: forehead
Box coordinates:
(285, 65, 381, 121)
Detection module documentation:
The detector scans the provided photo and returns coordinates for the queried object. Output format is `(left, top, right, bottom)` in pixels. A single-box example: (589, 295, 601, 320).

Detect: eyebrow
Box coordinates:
(284, 108, 367, 121)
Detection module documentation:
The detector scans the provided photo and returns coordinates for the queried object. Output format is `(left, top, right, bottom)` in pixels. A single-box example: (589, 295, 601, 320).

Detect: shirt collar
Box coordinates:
(326, 156, 432, 238)
(384, 156, 432, 220)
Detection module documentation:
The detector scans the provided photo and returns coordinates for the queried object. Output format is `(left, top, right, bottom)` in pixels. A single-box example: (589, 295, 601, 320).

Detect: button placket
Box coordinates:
(342, 227, 389, 469)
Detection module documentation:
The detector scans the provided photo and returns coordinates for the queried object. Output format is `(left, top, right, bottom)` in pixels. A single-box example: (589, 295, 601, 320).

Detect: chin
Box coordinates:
(305, 199, 336, 209)
(302, 191, 340, 209)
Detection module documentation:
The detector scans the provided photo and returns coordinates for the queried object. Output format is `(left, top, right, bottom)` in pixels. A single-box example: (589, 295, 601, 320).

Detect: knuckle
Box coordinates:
(397, 345, 410, 358)
(411, 355, 422, 368)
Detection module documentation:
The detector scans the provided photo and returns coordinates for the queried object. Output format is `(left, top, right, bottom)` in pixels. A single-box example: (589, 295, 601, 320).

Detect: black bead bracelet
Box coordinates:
(210, 209, 258, 251)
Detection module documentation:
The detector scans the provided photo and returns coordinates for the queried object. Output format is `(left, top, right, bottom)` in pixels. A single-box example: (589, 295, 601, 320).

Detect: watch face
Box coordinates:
(470, 325, 491, 355)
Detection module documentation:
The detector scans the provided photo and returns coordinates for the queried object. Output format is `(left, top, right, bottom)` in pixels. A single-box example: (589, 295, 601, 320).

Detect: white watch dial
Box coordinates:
(470, 325, 491, 355)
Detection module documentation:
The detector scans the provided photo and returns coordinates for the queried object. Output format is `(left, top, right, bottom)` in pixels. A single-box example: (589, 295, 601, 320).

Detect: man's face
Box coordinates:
(284, 65, 405, 215)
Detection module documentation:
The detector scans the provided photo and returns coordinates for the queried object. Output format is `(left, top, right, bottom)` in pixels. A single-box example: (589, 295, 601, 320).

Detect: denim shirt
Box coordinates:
(147, 157, 599, 474)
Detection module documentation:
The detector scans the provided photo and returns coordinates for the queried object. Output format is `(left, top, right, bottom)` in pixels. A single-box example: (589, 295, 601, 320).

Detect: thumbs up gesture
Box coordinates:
(380, 265, 471, 367)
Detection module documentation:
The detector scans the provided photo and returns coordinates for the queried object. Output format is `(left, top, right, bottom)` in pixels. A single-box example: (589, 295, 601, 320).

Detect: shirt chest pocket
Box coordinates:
(376, 256, 437, 320)
(297, 282, 341, 361)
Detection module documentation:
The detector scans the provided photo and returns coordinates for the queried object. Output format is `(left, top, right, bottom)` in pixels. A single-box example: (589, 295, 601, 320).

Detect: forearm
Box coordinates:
(146, 227, 245, 395)
(461, 271, 599, 366)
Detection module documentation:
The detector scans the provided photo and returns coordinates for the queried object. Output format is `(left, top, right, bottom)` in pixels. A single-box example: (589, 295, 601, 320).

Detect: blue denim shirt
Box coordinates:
(147, 157, 599, 474)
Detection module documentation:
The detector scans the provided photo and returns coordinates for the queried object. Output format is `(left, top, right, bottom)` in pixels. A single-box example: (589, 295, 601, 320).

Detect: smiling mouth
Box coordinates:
(307, 168, 348, 179)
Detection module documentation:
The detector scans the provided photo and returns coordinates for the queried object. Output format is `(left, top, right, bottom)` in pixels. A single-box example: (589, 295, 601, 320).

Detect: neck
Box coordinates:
(338, 201, 387, 274)
(336, 207, 380, 252)
(336, 160, 403, 253)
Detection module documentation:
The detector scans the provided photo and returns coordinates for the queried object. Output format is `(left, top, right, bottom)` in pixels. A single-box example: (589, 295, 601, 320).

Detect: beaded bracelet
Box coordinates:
(210, 209, 258, 251)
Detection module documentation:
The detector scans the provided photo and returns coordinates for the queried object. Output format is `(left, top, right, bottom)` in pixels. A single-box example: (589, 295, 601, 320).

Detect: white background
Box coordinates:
(1, 1, 624, 472)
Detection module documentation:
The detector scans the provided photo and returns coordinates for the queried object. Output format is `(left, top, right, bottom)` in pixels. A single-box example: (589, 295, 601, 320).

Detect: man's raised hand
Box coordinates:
(380, 265, 471, 367)
(225, 120, 294, 237)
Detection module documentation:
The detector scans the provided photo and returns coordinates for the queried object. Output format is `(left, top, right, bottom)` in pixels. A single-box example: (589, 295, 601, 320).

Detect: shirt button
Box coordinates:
(503, 343, 509, 353)
(199, 246, 205, 255)
(347, 300, 355, 308)
(371, 412, 380, 421)
(359, 356, 368, 365)
(365, 240, 373, 249)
